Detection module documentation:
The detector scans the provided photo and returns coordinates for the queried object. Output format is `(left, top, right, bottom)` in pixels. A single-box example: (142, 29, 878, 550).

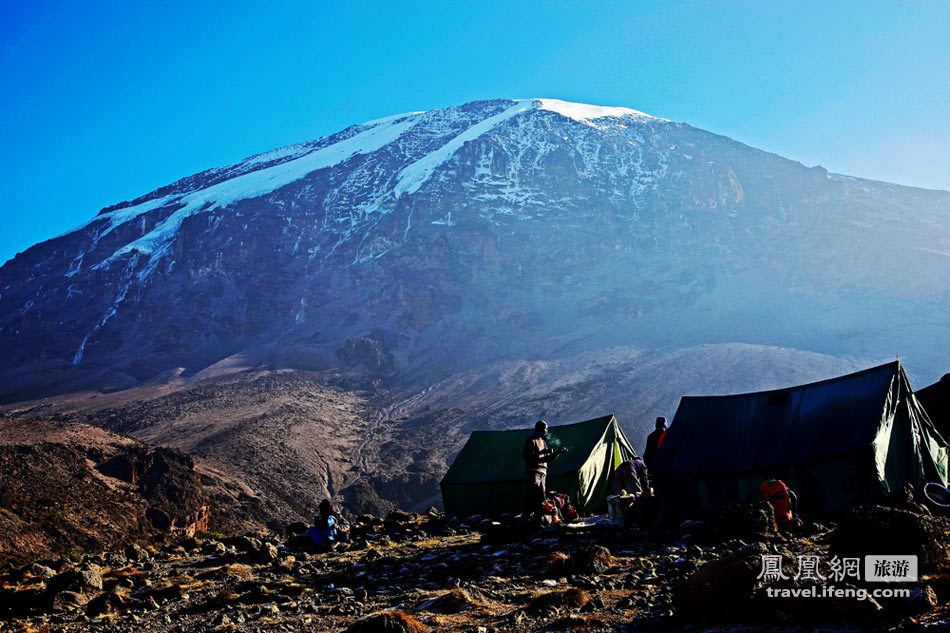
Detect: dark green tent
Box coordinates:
(440, 415, 637, 517)
(651, 361, 948, 518)
(917, 374, 950, 441)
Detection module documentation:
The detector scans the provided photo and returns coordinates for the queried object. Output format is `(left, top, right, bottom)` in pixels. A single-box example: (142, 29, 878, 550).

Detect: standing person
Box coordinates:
(523, 420, 568, 522)
(643, 417, 668, 468)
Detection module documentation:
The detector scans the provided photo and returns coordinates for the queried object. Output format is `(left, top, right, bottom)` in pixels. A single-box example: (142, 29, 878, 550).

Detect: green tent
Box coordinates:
(651, 361, 948, 518)
(917, 374, 950, 441)
(440, 415, 637, 517)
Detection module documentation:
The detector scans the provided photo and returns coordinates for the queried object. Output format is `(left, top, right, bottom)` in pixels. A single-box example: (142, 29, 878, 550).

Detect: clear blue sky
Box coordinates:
(2, 0, 949, 265)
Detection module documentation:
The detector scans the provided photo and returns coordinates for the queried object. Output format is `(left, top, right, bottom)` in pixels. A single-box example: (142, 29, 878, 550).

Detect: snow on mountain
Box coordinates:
(534, 98, 659, 124)
(393, 101, 534, 198)
(56, 98, 666, 279)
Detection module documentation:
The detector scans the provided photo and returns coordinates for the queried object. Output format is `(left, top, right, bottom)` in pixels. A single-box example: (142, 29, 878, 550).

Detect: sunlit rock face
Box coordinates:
(1, 98, 948, 399)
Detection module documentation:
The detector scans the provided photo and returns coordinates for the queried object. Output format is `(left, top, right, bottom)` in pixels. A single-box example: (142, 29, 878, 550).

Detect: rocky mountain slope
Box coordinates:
(1, 98, 947, 402)
(0, 97, 946, 517)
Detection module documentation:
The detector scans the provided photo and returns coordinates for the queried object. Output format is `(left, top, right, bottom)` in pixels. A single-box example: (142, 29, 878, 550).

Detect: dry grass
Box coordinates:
(345, 610, 428, 632)
(107, 565, 146, 579)
(529, 587, 590, 611)
(548, 551, 571, 574)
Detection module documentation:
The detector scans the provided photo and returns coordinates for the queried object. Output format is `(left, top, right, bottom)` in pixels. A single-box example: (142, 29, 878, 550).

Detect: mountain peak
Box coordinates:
(530, 98, 659, 122)
(357, 98, 660, 128)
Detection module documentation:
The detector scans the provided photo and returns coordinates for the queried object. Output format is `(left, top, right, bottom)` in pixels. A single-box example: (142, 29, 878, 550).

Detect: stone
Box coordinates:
(125, 543, 149, 562)
(179, 537, 200, 551)
(704, 502, 777, 542)
(254, 543, 279, 563)
(149, 583, 185, 603)
(676, 549, 761, 614)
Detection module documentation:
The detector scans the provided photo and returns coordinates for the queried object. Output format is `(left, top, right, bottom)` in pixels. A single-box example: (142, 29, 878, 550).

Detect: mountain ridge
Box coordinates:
(4, 96, 947, 392)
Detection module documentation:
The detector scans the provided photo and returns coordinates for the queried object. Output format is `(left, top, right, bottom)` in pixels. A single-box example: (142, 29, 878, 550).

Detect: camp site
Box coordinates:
(442, 361, 949, 526)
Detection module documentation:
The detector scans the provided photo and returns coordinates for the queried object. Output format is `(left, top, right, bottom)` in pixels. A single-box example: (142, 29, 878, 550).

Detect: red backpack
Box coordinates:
(760, 479, 793, 523)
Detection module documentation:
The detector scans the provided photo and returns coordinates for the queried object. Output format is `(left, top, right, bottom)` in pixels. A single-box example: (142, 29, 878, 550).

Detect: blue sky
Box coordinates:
(2, 0, 949, 265)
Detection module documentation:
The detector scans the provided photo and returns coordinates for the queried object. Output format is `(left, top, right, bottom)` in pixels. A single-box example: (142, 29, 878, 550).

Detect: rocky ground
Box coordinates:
(1, 502, 948, 633)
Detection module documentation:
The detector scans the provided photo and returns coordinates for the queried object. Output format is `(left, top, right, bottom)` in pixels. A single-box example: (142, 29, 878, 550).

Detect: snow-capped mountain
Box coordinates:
(1, 98, 948, 401)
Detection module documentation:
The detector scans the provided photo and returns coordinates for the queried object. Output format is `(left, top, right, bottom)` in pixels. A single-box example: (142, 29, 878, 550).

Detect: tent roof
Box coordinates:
(441, 414, 624, 486)
(652, 361, 903, 474)
(917, 374, 950, 434)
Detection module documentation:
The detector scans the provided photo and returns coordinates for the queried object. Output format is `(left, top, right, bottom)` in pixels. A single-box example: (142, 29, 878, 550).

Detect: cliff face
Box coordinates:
(0, 418, 213, 565)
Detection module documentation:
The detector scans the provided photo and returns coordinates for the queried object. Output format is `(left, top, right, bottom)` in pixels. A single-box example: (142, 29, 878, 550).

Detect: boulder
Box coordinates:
(386, 510, 414, 523)
(286, 533, 316, 552)
(286, 521, 308, 535)
(47, 567, 103, 596)
(572, 545, 613, 574)
(179, 536, 200, 551)
(830, 505, 947, 569)
(253, 542, 278, 563)
(52, 590, 89, 612)
(148, 583, 185, 603)
(704, 502, 777, 542)
(222, 535, 260, 553)
(85, 589, 128, 617)
(883, 584, 938, 616)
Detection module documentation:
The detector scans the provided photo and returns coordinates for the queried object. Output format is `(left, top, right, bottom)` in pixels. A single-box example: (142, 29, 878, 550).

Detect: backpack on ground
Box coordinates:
(760, 479, 802, 528)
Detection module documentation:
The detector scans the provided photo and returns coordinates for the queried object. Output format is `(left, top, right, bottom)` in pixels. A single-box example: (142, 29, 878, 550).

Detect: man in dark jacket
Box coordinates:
(643, 417, 668, 468)
(523, 420, 567, 521)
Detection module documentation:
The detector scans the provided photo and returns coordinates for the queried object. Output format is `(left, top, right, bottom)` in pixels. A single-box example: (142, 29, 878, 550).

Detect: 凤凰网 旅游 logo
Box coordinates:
(864, 555, 918, 582)
(757, 554, 918, 583)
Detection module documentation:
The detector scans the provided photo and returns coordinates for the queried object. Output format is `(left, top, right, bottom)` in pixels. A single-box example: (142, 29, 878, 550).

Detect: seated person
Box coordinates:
(308, 499, 349, 550)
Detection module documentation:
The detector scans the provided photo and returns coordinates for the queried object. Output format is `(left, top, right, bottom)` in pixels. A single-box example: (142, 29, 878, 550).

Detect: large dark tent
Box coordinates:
(651, 362, 948, 518)
(917, 374, 950, 441)
(440, 415, 637, 517)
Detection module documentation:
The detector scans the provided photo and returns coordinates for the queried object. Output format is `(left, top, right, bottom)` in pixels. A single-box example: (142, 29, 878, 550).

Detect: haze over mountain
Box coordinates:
(1, 98, 947, 515)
